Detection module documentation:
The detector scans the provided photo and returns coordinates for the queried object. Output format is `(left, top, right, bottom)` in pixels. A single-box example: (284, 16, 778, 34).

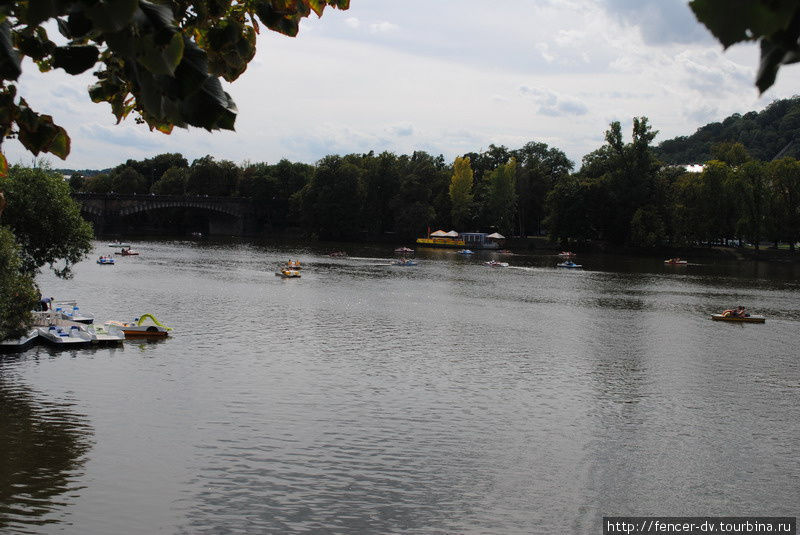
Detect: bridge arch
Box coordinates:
(71, 193, 257, 236)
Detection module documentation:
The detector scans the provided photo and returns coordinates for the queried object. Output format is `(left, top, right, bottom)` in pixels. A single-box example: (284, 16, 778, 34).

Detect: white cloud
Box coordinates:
(520, 86, 589, 117)
(369, 21, 399, 34)
(535, 43, 555, 64)
(344, 17, 360, 29)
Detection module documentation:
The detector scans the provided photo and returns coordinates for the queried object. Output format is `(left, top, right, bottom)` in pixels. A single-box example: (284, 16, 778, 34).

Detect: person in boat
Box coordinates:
(722, 306, 747, 318)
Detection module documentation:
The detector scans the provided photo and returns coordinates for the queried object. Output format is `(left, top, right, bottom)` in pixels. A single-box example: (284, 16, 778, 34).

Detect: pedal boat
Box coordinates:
(276, 268, 301, 278)
(556, 261, 582, 268)
(105, 314, 170, 338)
(711, 314, 765, 323)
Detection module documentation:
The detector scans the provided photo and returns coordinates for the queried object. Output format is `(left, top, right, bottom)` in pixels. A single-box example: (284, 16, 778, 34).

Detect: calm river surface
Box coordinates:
(2, 240, 799, 534)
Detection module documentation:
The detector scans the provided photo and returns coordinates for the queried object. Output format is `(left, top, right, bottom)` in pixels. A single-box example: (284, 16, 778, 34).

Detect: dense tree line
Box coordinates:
(549, 121, 800, 250)
(655, 97, 800, 164)
(71, 116, 800, 251)
(71, 143, 573, 240)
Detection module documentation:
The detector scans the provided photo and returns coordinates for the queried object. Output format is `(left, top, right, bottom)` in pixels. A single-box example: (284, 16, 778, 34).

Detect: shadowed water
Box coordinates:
(2, 240, 799, 534)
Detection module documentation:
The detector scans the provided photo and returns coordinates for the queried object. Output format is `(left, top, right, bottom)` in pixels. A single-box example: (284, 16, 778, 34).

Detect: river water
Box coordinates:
(2, 240, 799, 534)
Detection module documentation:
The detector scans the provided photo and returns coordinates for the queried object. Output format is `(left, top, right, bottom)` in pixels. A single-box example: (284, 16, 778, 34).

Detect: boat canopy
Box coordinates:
(486, 232, 505, 239)
(444, 230, 459, 237)
(429, 230, 448, 237)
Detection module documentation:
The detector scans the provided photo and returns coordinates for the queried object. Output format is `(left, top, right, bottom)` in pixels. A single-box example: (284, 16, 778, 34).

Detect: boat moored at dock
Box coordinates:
(105, 314, 171, 338)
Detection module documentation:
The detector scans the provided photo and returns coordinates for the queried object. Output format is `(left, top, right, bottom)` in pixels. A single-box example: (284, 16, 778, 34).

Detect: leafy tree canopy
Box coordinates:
(0, 165, 93, 277)
(0, 0, 349, 168)
(0, 225, 38, 339)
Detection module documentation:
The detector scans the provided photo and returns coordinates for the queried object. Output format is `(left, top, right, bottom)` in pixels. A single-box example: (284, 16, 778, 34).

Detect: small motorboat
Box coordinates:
(711, 314, 765, 323)
(392, 258, 418, 266)
(97, 256, 115, 265)
(484, 260, 509, 267)
(457, 249, 474, 255)
(287, 260, 302, 269)
(664, 258, 687, 265)
(108, 242, 130, 248)
(276, 268, 301, 278)
(105, 314, 171, 338)
(558, 251, 576, 258)
(394, 247, 414, 254)
(556, 261, 582, 269)
(116, 248, 139, 256)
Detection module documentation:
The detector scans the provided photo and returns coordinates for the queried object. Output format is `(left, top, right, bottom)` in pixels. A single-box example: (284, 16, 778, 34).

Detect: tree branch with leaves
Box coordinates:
(0, 0, 349, 171)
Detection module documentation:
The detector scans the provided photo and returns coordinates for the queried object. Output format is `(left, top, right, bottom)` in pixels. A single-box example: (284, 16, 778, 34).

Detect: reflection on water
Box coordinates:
(0, 370, 92, 532)
(2, 240, 799, 534)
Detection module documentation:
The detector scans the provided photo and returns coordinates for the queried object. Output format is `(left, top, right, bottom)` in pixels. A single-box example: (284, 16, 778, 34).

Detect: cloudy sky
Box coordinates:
(6, 0, 800, 170)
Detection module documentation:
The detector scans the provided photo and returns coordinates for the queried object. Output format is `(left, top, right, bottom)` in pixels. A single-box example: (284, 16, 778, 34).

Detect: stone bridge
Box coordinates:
(72, 193, 259, 236)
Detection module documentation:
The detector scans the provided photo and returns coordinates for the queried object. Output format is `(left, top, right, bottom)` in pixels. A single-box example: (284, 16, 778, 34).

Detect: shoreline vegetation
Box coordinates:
(61, 101, 800, 259)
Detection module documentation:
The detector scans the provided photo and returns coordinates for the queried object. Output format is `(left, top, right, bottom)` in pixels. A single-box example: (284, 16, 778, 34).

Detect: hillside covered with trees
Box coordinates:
(655, 97, 800, 164)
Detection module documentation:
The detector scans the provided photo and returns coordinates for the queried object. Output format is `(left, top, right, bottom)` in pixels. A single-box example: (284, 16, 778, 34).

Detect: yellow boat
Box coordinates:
(276, 268, 301, 278)
(711, 314, 765, 323)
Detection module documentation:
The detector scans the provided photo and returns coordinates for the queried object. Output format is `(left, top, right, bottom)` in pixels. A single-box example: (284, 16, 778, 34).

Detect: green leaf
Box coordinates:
(15, 27, 56, 60)
(254, 2, 302, 37)
(0, 22, 21, 81)
(85, 0, 139, 33)
(16, 101, 71, 159)
(178, 77, 237, 131)
(24, 0, 66, 27)
(65, 11, 94, 39)
(136, 32, 184, 76)
(52, 45, 99, 75)
(689, 0, 799, 48)
(139, 1, 179, 45)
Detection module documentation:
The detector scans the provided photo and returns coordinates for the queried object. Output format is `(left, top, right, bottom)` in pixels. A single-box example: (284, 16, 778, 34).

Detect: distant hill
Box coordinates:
(654, 97, 800, 164)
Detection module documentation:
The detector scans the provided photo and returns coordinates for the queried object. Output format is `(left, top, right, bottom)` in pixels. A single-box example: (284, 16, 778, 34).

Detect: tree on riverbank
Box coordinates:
(449, 156, 474, 230)
(1, 166, 93, 277)
(0, 166, 91, 338)
(0, 226, 38, 340)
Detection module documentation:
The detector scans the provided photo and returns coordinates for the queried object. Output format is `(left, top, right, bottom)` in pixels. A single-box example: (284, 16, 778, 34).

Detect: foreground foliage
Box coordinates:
(690, 0, 800, 93)
(0, 0, 349, 166)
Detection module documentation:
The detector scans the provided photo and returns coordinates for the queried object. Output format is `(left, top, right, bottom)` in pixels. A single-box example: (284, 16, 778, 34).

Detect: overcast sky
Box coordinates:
(6, 0, 800, 170)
